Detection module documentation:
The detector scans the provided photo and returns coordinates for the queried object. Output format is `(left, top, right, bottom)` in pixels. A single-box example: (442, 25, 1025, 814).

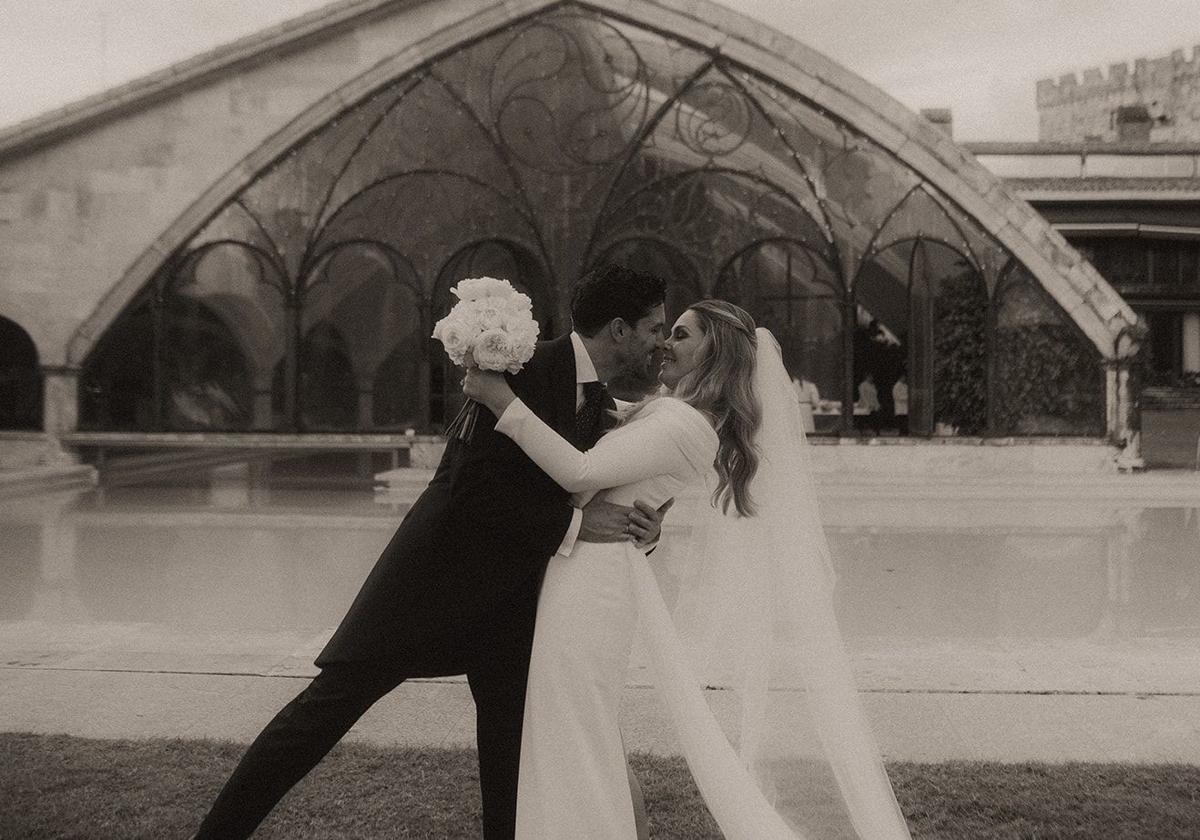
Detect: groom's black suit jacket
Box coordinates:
(317, 333, 604, 675)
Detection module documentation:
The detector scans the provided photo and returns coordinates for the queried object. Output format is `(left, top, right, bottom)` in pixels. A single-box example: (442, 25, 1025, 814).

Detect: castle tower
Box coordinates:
(1037, 46, 1200, 142)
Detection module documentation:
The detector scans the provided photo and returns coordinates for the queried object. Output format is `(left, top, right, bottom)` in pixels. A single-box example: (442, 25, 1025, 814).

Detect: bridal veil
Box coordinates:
(629, 328, 911, 839)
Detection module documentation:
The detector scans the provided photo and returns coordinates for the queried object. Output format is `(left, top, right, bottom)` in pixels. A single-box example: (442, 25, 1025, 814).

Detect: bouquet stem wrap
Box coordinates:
(446, 398, 480, 442)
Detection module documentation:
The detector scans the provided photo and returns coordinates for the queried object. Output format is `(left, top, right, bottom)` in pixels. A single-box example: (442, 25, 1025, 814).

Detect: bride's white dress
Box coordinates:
(496, 333, 912, 840)
(498, 397, 715, 838)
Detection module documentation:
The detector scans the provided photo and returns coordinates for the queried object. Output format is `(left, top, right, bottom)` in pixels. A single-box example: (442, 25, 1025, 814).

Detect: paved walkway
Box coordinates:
(5, 625, 1200, 764)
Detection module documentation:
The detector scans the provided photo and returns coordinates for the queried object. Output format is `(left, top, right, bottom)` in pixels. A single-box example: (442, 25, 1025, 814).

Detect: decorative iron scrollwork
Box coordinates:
(80, 2, 1106, 439)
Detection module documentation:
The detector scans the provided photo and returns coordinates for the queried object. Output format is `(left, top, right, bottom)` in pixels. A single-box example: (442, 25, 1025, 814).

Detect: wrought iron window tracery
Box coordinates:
(80, 2, 1104, 438)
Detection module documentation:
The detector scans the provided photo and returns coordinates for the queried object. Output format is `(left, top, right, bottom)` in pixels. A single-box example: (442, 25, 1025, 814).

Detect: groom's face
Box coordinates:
(617, 303, 667, 380)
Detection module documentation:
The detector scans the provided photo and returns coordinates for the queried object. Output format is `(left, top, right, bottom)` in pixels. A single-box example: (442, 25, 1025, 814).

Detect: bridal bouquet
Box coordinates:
(432, 276, 540, 441)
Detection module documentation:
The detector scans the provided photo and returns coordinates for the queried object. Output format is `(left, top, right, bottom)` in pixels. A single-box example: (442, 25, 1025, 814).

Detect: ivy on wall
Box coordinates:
(994, 324, 1105, 436)
(932, 269, 988, 435)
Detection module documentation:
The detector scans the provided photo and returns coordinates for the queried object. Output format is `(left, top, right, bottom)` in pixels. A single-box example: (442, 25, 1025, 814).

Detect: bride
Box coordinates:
(464, 299, 911, 840)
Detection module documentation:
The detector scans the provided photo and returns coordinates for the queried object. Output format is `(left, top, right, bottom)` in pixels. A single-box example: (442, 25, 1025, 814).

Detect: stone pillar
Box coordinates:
(252, 387, 274, 431)
(42, 367, 79, 435)
(1183, 312, 1200, 374)
(39, 366, 81, 466)
(358, 383, 375, 429)
(1112, 329, 1144, 471)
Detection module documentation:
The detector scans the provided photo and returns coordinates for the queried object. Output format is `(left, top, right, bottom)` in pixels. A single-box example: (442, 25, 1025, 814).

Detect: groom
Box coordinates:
(194, 264, 670, 839)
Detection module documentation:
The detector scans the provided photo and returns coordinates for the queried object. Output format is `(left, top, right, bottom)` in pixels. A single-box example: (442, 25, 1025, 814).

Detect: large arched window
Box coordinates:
(81, 4, 1106, 437)
(429, 240, 550, 429)
(598, 238, 702, 321)
(598, 238, 702, 400)
(81, 299, 155, 431)
(0, 316, 42, 430)
(858, 239, 987, 435)
(717, 239, 844, 431)
(300, 242, 422, 431)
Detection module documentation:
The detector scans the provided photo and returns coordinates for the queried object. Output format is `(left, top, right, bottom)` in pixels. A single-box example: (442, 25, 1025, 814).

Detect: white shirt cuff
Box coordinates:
(494, 397, 531, 436)
(556, 506, 583, 557)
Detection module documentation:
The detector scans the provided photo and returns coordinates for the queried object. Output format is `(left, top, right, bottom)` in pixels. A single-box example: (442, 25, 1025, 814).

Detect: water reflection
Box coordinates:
(1, 456, 1198, 646)
(0, 454, 403, 631)
(828, 506, 1200, 640)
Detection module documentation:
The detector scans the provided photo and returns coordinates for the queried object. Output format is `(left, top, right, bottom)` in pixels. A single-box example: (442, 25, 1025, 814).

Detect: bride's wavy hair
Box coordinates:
(672, 300, 761, 517)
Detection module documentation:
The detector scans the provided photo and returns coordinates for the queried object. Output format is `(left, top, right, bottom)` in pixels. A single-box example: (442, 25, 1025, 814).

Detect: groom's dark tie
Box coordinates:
(574, 381, 608, 449)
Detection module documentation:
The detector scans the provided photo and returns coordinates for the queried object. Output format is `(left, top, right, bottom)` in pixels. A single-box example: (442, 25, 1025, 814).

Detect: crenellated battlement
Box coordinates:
(1037, 45, 1200, 142)
(1037, 46, 1200, 106)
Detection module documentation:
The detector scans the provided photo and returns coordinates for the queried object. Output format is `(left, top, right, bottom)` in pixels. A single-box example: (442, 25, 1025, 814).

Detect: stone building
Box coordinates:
(972, 143, 1200, 390)
(1024, 45, 1200, 427)
(0, 0, 1140, 477)
(1037, 47, 1200, 143)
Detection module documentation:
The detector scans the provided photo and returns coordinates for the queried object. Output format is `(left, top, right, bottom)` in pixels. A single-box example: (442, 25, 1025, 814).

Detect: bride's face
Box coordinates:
(659, 310, 706, 388)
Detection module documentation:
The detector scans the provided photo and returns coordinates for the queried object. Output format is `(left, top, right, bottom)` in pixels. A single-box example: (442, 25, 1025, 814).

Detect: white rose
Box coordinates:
(510, 291, 534, 313)
(452, 276, 512, 302)
(473, 328, 513, 372)
(476, 302, 506, 330)
(509, 339, 536, 371)
(432, 316, 472, 365)
(501, 309, 535, 335)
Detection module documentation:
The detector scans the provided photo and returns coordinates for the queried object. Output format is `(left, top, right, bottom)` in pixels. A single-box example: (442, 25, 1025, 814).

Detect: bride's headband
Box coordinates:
(694, 303, 756, 339)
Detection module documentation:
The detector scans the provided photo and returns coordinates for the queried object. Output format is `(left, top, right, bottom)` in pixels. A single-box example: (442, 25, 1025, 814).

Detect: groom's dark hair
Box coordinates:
(570, 264, 666, 337)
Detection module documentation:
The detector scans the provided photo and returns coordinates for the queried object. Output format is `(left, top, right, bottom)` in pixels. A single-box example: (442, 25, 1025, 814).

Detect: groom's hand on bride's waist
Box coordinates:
(578, 497, 673, 550)
(631, 498, 672, 550)
(578, 499, 636, 544)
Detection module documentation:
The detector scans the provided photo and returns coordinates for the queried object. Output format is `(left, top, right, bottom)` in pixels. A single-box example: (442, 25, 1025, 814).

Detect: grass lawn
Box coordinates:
(3, 732, 1200, 839)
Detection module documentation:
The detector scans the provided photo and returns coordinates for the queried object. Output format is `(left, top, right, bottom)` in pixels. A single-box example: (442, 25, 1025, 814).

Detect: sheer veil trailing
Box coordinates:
(629, 328, 911, 839)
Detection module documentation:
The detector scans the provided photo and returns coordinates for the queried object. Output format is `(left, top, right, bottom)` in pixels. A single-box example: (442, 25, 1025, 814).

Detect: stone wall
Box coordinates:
(0, 0, 485, 370)
(1037, 46, 1200, 142)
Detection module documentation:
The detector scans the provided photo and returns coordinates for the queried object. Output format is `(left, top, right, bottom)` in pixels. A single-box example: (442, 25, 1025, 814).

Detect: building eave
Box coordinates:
(1015, 190, 1200, 202)
(1049, 222, 1200, 239)
(965, 141, 1200, 156)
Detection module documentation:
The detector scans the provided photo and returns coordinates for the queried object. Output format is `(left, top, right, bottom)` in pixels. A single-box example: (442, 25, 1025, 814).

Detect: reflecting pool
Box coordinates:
(2, 453, 1198, 693)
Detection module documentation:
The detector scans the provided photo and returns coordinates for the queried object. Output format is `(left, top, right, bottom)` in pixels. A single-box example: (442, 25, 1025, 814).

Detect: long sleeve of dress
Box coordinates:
(494, 397, 714, 493)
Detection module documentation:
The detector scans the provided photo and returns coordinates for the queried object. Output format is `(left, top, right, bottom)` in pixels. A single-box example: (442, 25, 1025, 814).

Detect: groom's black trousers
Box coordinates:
(194, 656, 529, 840)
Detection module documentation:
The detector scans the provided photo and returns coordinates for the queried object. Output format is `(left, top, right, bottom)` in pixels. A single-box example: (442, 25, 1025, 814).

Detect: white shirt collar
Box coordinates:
(570, 331, 599, 385)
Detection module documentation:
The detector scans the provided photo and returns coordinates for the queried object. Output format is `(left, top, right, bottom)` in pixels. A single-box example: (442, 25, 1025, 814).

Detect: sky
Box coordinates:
(0, 0, 1197, 140)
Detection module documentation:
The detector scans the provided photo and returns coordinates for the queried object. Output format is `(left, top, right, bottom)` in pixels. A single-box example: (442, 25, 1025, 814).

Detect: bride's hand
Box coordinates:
(463, 367, 517, 416)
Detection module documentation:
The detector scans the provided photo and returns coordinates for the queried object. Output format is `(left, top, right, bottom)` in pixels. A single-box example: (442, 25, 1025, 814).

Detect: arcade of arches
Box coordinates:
(53, 7, 1106, 438)
(0, 316, 42, 431)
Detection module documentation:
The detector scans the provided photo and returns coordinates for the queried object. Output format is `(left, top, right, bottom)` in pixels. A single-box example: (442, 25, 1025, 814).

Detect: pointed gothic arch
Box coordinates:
(0, 315, 43, 430)
(63, 0, 1136, 439)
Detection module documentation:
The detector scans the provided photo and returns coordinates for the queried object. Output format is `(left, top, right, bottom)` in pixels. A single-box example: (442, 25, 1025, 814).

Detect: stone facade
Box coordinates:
(1037, 46, 1200, 142)
(0, 0, 1142, 460)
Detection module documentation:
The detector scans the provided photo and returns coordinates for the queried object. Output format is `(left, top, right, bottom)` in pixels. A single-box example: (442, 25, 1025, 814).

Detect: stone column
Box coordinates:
(40, 366, 81, 466)
(357, 382, 375, 429)
(1182, 312, 1200, 374)
(1112, 329, 1144, 471)
(356, 382, 377, 478)
(252, 386, 273, 430)
(42, 367, 79, 434)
